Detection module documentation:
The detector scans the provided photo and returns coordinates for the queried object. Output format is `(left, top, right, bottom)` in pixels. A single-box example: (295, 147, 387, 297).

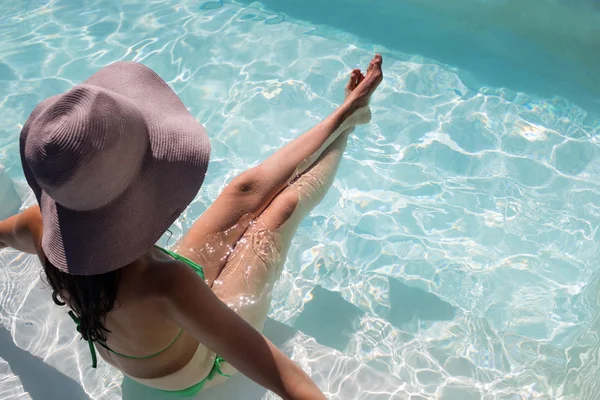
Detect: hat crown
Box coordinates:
(23, 85, 149, 211)
(19, 61, 211, 275)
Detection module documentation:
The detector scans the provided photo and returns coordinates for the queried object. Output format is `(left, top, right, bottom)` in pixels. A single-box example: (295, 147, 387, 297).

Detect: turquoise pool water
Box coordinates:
(1, 0, 600, 399)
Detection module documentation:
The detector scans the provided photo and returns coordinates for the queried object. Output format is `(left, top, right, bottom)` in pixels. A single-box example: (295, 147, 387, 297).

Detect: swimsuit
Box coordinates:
(68, 246, 229, 396)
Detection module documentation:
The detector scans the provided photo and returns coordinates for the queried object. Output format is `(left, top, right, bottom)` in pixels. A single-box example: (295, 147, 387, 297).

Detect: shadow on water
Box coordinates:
(0, 326, 90, 400)
(232, 0, 600, 112)
(293, 280, 456, 351)
(385, 277, 456, 328)
(293, 285, 365, 352)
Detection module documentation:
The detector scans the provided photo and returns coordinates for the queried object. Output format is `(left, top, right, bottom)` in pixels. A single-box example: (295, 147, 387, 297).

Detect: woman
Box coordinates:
(0, 54, 383, 398)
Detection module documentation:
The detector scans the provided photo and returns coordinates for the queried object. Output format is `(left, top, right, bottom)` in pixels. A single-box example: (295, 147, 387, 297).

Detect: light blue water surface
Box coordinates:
(1, 0, 600, 399)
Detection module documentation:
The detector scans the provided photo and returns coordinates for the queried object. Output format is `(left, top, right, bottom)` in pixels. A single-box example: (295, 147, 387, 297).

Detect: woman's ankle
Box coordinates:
(341, 105, 371, 129)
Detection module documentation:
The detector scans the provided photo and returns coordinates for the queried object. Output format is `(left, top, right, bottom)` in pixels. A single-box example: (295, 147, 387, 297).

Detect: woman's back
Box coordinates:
(79, 247, 214, 380)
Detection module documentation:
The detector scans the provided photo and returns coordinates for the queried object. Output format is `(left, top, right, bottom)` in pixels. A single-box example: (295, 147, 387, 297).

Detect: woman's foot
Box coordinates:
(344, 54, 383, 110)
(345, 68, 364, 99)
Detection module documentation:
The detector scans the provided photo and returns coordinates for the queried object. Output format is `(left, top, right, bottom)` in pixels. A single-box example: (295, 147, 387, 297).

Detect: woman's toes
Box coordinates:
(367, 61, 374, 74)
(357, 72, 365, 85)
(366, 55, 382, 75)
(347, 69, 361, 91)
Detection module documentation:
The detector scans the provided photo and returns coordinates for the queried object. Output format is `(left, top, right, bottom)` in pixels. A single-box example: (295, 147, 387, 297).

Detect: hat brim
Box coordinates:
(24, 62, 210, 275)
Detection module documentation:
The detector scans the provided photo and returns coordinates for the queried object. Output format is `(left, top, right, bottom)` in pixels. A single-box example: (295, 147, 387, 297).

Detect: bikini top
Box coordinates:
(68, 246, 205, 368)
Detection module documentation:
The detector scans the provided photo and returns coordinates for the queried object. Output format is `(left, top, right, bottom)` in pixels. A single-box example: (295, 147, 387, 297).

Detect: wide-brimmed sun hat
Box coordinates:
(20, 62, 211, 275)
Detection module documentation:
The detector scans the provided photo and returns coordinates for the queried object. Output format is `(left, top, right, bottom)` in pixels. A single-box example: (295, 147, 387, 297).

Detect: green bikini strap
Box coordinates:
(154, 246, 206, 280)
(208, 356, 231, 380)
(68, 310, 185, 368)
(69, 310, 229, 377)
(68, 311, 98, 368)
(96, 329, 184, 359)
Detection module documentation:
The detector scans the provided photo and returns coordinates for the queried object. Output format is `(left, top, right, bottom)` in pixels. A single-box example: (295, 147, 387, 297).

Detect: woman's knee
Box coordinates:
(260, 190, 299, 231)
(229, 168, 261, 195)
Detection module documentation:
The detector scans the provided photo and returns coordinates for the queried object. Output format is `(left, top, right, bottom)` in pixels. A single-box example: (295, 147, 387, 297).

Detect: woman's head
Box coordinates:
(44, 257, 120, 342)
(20, 61, 210, 276)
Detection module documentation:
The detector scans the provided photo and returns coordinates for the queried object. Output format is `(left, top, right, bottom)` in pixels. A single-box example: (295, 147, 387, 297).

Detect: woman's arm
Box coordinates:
(0, 206, 42, 254)
(162, 266, 326, 400)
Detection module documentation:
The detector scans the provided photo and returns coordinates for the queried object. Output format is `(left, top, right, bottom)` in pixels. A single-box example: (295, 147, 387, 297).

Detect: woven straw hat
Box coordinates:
(20, 62, 210, 275)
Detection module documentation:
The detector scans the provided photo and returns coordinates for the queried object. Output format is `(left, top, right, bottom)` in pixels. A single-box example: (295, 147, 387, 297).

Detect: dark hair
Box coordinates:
(43, 259, 121, 342)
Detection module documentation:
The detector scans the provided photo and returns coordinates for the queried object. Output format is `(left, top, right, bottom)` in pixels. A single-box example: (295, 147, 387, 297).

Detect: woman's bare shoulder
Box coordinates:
(127, 248, 210, 301)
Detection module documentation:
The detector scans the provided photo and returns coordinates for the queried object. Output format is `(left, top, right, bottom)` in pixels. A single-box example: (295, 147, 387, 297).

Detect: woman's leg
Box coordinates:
(210, 126, 354, 332)
(210, 62, 370, 327)
(200, 128, 355, 384)
(177, 55, 382, 284)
